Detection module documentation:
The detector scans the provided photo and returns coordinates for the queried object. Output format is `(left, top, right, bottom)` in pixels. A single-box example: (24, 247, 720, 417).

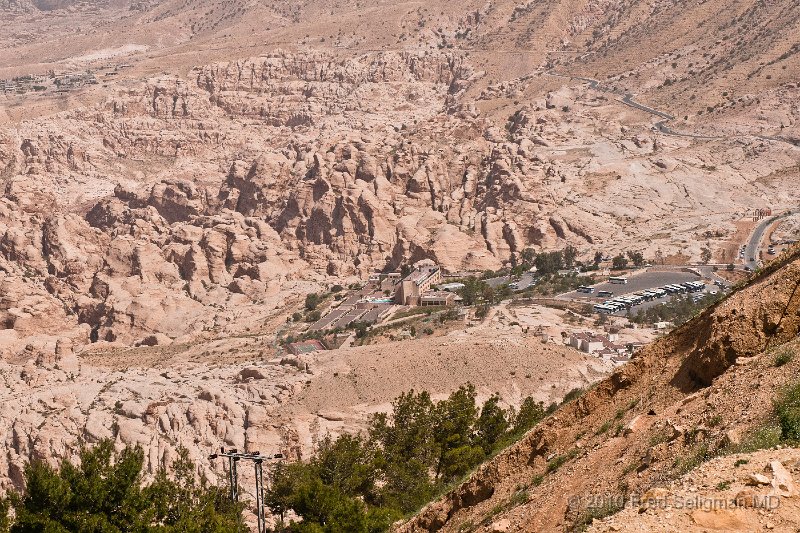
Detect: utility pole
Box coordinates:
(254, 457, 265, 532)
(209, 447, 284, 533)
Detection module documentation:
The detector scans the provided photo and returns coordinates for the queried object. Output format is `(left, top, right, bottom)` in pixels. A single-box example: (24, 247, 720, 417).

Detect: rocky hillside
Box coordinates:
(3, 41, 798, 354)
(399, 246, 800, 532)
(0, 309, 608, 528)
(586, 447, 800, 532)
(0, 0, 797, 355)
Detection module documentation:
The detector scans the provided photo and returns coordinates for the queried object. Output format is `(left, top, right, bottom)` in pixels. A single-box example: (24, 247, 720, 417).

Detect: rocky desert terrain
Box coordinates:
(0, 0, 799, 530)
(1, 0, 798, 348)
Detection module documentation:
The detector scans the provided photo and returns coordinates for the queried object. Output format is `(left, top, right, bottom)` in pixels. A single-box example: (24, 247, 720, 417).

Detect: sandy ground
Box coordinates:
(287, 317, 612, 449)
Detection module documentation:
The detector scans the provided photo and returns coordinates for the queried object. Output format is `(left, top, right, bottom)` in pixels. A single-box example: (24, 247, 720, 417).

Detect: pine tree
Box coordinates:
(475, 394, 510, 454)
(4, 440, 242, 533)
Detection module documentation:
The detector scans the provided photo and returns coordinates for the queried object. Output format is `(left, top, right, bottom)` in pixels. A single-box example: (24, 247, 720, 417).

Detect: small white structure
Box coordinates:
(569, 331, 627, 356)
(569, 332, 605, 353)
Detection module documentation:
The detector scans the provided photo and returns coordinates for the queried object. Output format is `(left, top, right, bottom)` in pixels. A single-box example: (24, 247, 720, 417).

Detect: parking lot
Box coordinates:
(559, 270, 722, 316)
(561, 271, 700, 300)
(484, 275, 511, 289)
(604, 284, 715, 316)
(514, 272, 538, 291)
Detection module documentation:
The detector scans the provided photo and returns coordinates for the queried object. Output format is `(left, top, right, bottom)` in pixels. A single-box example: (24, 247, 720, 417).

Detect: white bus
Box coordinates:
(609, 276, 628, 284)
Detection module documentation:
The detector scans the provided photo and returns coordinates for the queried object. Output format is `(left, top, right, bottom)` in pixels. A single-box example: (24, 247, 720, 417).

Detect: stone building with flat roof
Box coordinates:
(395, 265, 443, 305)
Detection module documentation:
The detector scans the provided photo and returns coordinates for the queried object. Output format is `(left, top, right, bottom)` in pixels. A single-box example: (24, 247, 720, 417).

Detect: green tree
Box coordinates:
(535, 251, 564, 275)
(611, 254, 628, 270)
(267, 448, 400, 533)
(305, 293, 322, 311)
(5, 440, 241, 533)
(9, 440, 150, 532)
(563, 245, 578, 269)
(267, 462, 306, 523)
(269, 469, 367, 532)
(510, 397, 545, 437)
(145, 448, 242, 532)
(0, 497, 8, 533)
(352, 322, 370, 339)
(314, 434, 377, 500)
(432, 384, 481, 481)
(368, 390, 437, 511)
(493, 284, 513, 303)
(369, 391, 436, 468)
(520, 247, 536, 265)
(481, 284, 496, 304)
(626, 250, 645, 267)
(262, 386, 554, 532)
(287, 478, 368, 533)
(458, 277, 489, 306)
(474, 394, 509, 454)
(776, 382, 800, 442)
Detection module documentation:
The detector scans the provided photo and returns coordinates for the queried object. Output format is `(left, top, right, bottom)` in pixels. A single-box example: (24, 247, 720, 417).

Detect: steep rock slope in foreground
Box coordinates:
(399, 246, 800, 532)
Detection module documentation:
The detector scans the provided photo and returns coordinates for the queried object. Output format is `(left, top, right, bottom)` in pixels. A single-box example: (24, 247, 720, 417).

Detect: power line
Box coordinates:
(209, 447, 284, 533)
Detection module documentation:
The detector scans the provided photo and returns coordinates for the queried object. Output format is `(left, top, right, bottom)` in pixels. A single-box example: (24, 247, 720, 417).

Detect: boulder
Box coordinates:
(770, 460, 797, 497)
(489, 518, 511, 532)
(745, 473, 770, 486)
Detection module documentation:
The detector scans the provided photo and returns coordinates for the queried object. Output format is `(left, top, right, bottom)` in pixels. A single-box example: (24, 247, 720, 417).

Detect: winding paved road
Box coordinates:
(548, 69, 799, 270)
(744, 209, 800, 269)
(545, 71, 799, 148)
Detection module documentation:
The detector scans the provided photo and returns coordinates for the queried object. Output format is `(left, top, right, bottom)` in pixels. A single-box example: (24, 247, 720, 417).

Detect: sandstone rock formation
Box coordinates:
(0, 1, 798, 530)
